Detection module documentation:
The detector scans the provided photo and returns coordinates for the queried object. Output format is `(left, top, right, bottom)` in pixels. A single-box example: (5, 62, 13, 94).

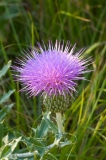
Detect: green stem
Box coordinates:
(56, 112, 64, 134)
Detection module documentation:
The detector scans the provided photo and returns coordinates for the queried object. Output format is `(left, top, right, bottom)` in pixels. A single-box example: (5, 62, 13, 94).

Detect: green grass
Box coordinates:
(0, 0, 106, 159)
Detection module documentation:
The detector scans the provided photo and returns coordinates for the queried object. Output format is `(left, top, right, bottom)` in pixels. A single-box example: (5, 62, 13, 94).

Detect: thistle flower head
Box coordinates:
(13, 40, 91, 99)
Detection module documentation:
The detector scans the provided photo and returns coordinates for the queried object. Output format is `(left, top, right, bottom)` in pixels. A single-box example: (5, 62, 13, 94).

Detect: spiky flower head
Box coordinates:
(13, 40, 91, 112)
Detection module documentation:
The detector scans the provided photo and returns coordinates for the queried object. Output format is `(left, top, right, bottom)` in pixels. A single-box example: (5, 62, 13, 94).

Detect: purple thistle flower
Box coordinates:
(13, 40, 91, 98)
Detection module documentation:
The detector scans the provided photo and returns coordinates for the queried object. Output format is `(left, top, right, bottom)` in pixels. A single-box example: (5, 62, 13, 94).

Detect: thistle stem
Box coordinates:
(56, 112, 64, 134)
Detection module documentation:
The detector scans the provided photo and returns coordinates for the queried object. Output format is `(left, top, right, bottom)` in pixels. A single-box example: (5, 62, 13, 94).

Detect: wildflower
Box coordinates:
(13, 40, 91, 112)
(13, 40, 91, 133)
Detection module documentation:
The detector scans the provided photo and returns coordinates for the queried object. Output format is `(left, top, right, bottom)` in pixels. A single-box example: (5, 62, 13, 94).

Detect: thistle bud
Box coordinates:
(43, 94, 70, 112)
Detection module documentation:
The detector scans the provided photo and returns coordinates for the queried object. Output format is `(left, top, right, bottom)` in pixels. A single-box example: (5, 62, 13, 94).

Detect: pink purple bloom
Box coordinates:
(13, 40, 91, 97)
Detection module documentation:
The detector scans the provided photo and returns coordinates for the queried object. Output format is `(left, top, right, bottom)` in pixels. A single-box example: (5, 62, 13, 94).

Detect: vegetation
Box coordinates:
(0, 0, 106, 159)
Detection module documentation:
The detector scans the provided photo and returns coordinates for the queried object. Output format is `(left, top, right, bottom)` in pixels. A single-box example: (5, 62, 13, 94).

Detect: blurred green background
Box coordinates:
(0, 0, 106, 159)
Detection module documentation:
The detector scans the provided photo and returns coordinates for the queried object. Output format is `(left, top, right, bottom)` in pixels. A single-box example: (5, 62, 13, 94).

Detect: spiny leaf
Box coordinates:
(43, 114, 58, 134)
(0, 137, 21, 159)
(14, 132, 45, 154)
(32, 112, 50, 138)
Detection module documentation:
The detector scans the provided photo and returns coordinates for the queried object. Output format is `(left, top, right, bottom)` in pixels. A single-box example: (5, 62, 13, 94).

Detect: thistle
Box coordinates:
(13, 40, 91, 134)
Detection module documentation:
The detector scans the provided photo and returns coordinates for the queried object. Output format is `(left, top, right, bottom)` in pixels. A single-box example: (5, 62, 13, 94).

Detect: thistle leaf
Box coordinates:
(0, 137, 21, 159)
